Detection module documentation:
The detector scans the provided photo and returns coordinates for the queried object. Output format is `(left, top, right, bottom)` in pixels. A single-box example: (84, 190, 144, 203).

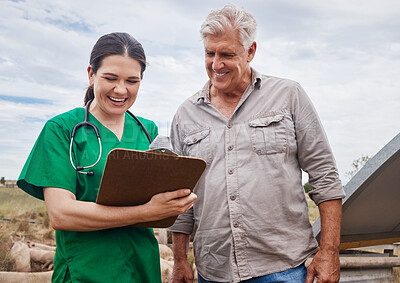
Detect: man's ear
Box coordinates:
(247, 41, 257, 62)
(87, 65, 94, 87)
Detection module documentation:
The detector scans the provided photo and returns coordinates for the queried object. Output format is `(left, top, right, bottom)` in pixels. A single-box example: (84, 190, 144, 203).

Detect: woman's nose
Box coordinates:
(114, 81, 127, 94)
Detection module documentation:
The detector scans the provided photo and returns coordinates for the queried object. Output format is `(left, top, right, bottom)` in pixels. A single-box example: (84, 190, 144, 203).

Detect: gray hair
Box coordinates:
(200, 3, 257, 49)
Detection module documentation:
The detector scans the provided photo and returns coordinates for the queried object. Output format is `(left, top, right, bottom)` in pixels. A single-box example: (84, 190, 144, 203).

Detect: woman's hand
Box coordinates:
(145, 189, 197, 221)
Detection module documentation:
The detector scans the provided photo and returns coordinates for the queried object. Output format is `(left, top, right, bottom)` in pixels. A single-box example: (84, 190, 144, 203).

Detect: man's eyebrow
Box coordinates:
(205, 49, 235, 54)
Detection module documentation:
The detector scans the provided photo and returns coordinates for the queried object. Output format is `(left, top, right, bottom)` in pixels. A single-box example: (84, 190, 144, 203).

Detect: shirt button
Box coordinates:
(193, 138, 197, 142)
(228, 145, 234, 151)
(233, 222, 239, 228)
(228, 169, 234, 175)
(227, 123, 232, 129)
(230, 195, 236, 201)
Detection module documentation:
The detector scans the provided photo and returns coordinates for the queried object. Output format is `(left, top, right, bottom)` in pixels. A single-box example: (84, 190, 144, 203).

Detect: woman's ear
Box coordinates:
(87, 65, 94, 87)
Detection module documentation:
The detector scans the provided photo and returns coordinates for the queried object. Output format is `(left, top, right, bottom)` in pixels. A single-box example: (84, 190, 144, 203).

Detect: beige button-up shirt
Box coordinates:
(169, 69, 345, 282)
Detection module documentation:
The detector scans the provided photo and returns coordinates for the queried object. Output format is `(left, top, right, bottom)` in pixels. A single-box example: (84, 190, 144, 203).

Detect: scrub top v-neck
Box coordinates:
(18, 107, 162, 283)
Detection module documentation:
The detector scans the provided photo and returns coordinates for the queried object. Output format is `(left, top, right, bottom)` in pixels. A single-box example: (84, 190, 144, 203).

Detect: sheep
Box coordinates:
(10, 236, 31, 272)
(26, 241, 56, 251)
(29, 248, 55, 270)
(160, 257, 174, 283)
(159, 243, 174, 261)
(10, 237, 56, 271)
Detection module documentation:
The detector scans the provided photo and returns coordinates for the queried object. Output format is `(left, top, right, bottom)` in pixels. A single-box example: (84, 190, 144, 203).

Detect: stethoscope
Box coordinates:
(69, 99, 152, 176)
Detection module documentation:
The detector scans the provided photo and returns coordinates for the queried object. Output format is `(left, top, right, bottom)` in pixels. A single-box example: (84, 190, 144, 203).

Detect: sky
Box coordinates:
(0, 0, 399, 184)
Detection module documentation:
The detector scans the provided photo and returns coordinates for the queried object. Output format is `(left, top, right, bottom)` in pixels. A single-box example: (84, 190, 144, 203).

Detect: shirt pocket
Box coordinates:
(248, 113, 288, 155)
(183, 128, 213, 164)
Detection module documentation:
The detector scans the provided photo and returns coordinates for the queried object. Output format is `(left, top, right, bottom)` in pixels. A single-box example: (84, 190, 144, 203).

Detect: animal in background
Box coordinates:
(10, 236, 31, 272)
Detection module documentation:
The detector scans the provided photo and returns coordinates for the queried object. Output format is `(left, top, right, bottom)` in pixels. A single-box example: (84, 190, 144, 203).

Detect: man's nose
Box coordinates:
(212, 55, 224, 70)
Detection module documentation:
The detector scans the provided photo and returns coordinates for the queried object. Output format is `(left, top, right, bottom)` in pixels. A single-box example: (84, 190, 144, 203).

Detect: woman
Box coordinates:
(17, 32, 196, 282)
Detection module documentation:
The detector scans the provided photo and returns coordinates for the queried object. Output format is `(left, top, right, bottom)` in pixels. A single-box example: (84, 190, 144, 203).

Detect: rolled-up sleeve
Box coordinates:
(168, 207, 195, 234)
(291, 84, 345, 205)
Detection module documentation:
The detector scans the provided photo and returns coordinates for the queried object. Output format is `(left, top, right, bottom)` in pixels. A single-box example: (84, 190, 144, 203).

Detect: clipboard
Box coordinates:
(96, 148, 206, 228)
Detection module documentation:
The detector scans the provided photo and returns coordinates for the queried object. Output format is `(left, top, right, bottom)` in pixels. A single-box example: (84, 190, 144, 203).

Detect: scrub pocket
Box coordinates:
(183, 128, 214, 164)
(248, 113, 288, 155)
(65, 235, 132, 282)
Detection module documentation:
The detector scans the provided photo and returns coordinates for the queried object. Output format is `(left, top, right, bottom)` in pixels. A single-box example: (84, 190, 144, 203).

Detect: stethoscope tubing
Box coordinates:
(69, 99, 152, 176)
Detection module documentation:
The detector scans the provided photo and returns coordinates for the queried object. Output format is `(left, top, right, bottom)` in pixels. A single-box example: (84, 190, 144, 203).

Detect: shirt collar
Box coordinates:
(252, 68, 262, 89)
(191, 68, 262, 105)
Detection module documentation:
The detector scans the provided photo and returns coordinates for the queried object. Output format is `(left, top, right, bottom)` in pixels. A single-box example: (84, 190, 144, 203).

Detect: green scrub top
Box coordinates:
(17, 107, 162, 283)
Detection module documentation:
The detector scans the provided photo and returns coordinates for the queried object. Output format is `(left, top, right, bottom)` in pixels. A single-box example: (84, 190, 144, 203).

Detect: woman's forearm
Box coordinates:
(44, 187, 196, 231)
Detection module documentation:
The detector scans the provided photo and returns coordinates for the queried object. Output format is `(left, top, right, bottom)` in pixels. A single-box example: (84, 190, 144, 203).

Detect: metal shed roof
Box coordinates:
(312, 132, 400, 249)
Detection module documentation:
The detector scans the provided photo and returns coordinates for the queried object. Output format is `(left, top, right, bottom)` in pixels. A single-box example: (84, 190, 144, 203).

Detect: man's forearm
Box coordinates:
(171, 232, 194, 283)
(318, 199, 342, 251)
(172, 232, 190, 260)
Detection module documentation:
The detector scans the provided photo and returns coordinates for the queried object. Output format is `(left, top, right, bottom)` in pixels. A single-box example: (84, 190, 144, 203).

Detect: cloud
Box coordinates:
(0, 0, 399, 182)
(0, 95, 52, 104)
(135, 51, 207, 135)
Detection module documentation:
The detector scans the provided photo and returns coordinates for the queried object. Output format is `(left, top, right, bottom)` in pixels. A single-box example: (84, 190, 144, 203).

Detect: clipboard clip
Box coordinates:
(146, 148, 177, 156)
(147, 135, 177, 156)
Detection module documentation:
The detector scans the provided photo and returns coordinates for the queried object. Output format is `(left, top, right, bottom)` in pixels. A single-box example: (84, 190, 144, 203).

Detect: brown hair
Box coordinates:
(84, 32, 147, 105)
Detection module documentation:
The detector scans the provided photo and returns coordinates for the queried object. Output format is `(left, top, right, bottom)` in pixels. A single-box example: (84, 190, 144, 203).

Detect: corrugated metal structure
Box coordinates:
(312, 132, 400, 281)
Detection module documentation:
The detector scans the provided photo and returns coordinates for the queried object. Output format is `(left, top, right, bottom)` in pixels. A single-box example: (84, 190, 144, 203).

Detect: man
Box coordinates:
(169, 4, 345, 283)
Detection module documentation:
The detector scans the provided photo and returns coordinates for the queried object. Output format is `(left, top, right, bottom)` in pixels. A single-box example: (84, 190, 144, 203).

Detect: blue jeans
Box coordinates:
(198, 263, 307, 283)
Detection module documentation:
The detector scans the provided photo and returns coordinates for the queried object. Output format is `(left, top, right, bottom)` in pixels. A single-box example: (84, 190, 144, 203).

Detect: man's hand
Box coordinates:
(306, 199, 342, 283)
(305, 248, 340, 283)
(170, 259, 194, 283)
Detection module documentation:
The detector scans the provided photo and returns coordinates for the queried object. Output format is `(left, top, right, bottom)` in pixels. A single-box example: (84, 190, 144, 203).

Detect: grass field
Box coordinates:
(306, 194, 319, 224)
